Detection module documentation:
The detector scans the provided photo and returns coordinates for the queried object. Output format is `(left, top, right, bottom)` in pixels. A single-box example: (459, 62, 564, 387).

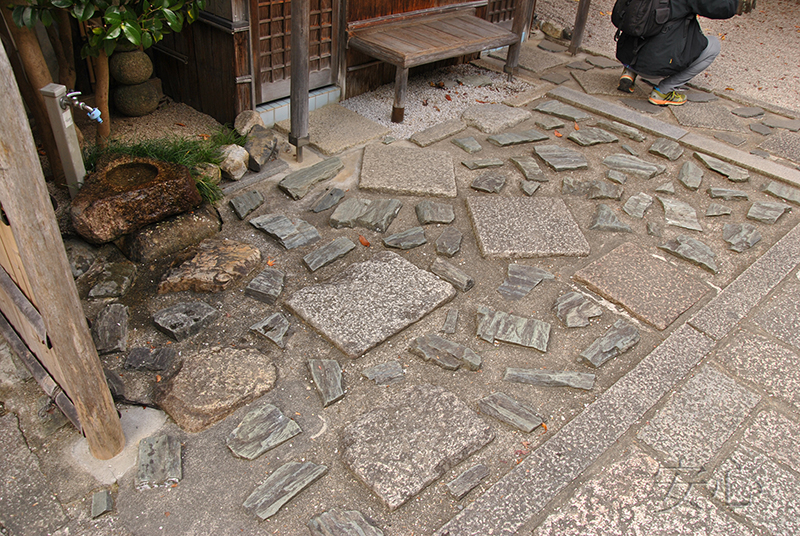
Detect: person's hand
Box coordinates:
(737, 0, 756, 14)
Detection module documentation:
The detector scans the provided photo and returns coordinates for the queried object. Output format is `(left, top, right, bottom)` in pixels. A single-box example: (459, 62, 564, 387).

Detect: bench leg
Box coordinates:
(392, 66, 409, 123)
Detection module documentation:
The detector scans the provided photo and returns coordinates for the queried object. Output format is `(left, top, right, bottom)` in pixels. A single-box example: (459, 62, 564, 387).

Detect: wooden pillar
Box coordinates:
(289, 0, 310, 162)
(0, 44, 124, 460)
(391, 67, 409, 123)
(505, 0, 536, 79)
(569, 0, 593, 55)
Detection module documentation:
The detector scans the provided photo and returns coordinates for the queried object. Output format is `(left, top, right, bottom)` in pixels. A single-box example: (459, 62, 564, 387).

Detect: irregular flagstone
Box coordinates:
(504, 368, 595, 390)
(91, 490, 112, 518)
(409, 333, 482, 371)
(647, 222, 662, 236)
(562, 177, 591, 196)
(568, 127, 618, 147)
(535, 115, 565, 130)
(747, 201, 791, 224)
(250, 214, 321, 249)
(360, 144, 456, 197)
(694, 152, 750, 182)
(476, 306, 550, 352)
(250, 312, 291, 348)
(553, 292, 602, 327)
(487, 128, 549, 147)
(279, 157, 344, 199)
(764, 180, 800, 205)
(230, 190, 264, 219)
(156, 347, 276, 432)
(648, 138, 684, 161)
(678, 160, 704, 190)
(447, 464, 490, 500)
(534, 100, 591, 122)
(244, 125, 278, 171)
(471, 171, 507, 193)
(462, 158, 504, 170)
(521, 181, 540, 196)
(92, 303, 128, 355)
(153, 301, 218, 341)
(606, 170, 627, 184)
(714, 132, 746, 147)
(708, 188, 748, 201)
(538, 40, 567, 52)
(595, 119, 646, 142)
(621, 143, 638, 155)
(330, 198, 371, 228)
(309, 359, 344, 406)
(125, 346, 175, 371)
(534, 145, 589, 171)
(158, 238, 261, 293)
(452, 136, 483, 154)
(308, 508, 385, 536)
(244, 461, 328, 520)
(383, 227, 427, 250)
(750, 122, 773, 136)
(588, 180, 623, 200)
(585, 55, 619, 68)
(461, 104, 532, 134)
(410, 118, 466, 147)
(311, 188, 346, 213)
(135, 433, 181, 490)
(659, 235, 718, 273)
(88, 261, 136, 298)
(602, 154, 665, 179)
(497, 264, 554, 300)
(245, 267, 285, 304)
(510, 155, 547, 181)
(590, 204, 632, 232)
(685, 90, 718, 103)
(706, 203, 731, 216)
(659, 196, 702, 231)
(341, 384, 494, 510)
(430, 257, 474, 292)
(286, 252, 456, 357)
(567, 60, 592, 70)
(580, 319, 640, 368)
(623, 192, 653, 218)
(442, 308, 459, 334)
(655, 181, 675, 194)
(731, 106, 764, 118)
(762, 115, 800, 131)
(330, 198, 402, 233)
(227, 403, 301, 460)
(362, 360, 405, 386)
(416, 201, 455, 224)
(304, 237, 356, 271)
(435, 227, 463, 257)
(477, 392, 543, 433)
(723, 223, 762, 252)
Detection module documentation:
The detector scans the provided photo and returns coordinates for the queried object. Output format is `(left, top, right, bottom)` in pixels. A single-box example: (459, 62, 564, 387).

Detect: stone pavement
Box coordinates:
(2, 37, 800, 536)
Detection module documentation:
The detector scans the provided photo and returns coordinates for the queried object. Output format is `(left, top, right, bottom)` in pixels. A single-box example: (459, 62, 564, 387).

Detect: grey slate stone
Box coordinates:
(362, 360, 405, 385)
(684, 90, 718, 103)
(567, 60, 593, 70)
(521, 181, 540, 196)
(503, 368, 595, 390)
(659, 196, 702, 231)
(435, 227, 462, 257)
(655, 181, 675, 194)
(245, 267, 285, 304)
(311, 188, 346, 213)
(535, 114, 566, 130)
(135, 433, 181, 490)
(579, 319, 640, 368)
(568, 127, 618, 147)
(153, 301, 217, 341)
(279, 157, 343, 199)
(553, 292, 602, 327)
(416, 200, 455, 224)
(478, 392, 543, 432)
(714, 132, 747, 146)
(534, 145, 589, 171)
(708, 188, 748, 200)
(410, 118, 466, 147)
(93, 303, 128, 354)
(471, 171, 507, 193)
(747, 201, 791, 224)
(649, 138, 684, 161)
(762, 115, 800, 131)
(706, 203, 732, 216)
(452, 136, 483, 154)
(383, 227, 427, 250)
(606, 169, 628, 184)
(230, 190, 264, 220)
(329, 198, 371, 228)
(487, 128, 549, 147)
(623, 192, 653, 219)
(91, 490, 113, 518)
(476, 306, 550, 352)
(250, 312, 291, 348)
(461, 104, 532, 134)
(447, 465, 490, 500)
(430, 257, 474, 292)
(124, 346, 174, 371)
(585, 55, 620, 68)
(595, 119, 646, 142)
(678, 160, 704, 190)
(538, 40, 568, 52)
(244, 125, 278, 171)
(694, 152, 750, 182)
(764, 180, 800, 205)
(540, 71, 571, 85)
(227, 403, 301, 460)
(250, 214, 321, 249)
(621, 143, 639, 155)
(750, 122, 773, 136)
(562, 177, 591, 196)
(590, 204, 632, 233)
(330, 198, 402, 233)
(409, 333, 482, 371)
(534, 100, 591, 122)
(588, 180, 623, 200)
(602, 154, 666, 179)
(244, 461, 328, 520)
(309, 359, 344, 406)
(308, 509, 384, 536)
(64, 238, 98, 278)
(462, 158, 504, 170)
(441, 308, 459, 334)
(497, 264, 554, 300)
(88, 262, 137, 299)
(723, 223, 762, 252)
(647, 221, 662, 236)
(659, 235, 718, 273)
(304, 237, 356, 271)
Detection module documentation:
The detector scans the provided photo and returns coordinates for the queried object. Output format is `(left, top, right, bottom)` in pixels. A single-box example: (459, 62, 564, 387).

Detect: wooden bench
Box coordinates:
(348, 1, 534, 122)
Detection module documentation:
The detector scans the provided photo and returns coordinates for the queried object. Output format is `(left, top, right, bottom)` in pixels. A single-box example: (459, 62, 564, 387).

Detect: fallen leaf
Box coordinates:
(541, 423, 548, 432)
(358, 235, 370, 247)
(445, 94, 452, 101)
(156, 375, 162, 382)
(165, 512, 170, 517)
(267, 256, 276, 266)
(175, 122, 186, 127)
(476, 99, 488, 104)
(422, 99, 428, 106)
(574, 122, 580, 130)
(725, 87, 734, 91)
(554, 130, 563, 137)
(197, 134, 210, 140)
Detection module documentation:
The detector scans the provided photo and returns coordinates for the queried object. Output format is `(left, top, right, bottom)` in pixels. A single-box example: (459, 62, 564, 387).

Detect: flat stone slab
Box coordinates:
(618, 97, 666, 115)
(244, 461, 328, 520)
(678, 160, 704, 190)
(416, 200, 455, 224)
(659, 196, 703, 231)
(487, 128, 549, 147)
(758, 130, 800, 163)
(467, 197, 590, 258)
(452, 136, 483, 154)
(553, 291, 602, 327)
(279, 157, 344, 200)
(491, 45, 570, 74)
(153, 301, 218, 341)
(462, 158, 504, 170)
(588, 181, 624, 200)
(476, 306, 550, 352)
(503, 368, 595, 390)
(574, 242, 708, 330)
(694, 152, 750, 182)
(534, 100, 591, 122)
(568, 127, 618, 146)
(245, 267, 285, 304)
(250, 312, 291, 348)
(659, 235, 718, 273)
(360, 144, 456, 197)
(362, 360, 405, 386)
(535, 114, 566, 130)
(714, 132, 747, 146)
(723, 223, 762, 252)
(158, 238, 261, 293)
(671, 102, 747, 132)
(590, 204, 632, 233)
(603, 154, 666, 179)
(278, 103, 389, 155)
(595, 119, 646, 142)
(383, 226, 427, 250)
(649, 138, 683, 160)
(521, 181, 540, 196)
(471, 171, 507, 193)
(304, 237, 356, 271)
(409, 333, 482, 371)
(580, 318, 640, 368)
(477, 392, 543, 432)
(510, 155, 547, 181)
(250, 214, 321, 249)
(706, 202, 732, 216)
(330, 198, 402, 233)
(567, 60, 592, 70)
(230, 190, 264, 219)
(585, 55, 619, 68)
(623, 192, 653, 219)
(708, 188, 748, 200)
(751, 122, 773, 136)
(311, 188, 346, 213)
(125, 346, 175, 371)
(91, 490, 113, 518)
(309, 359, 344, 406)
(761, 115, 800, 131)
(441, 308, 459, 334)
(286, 252, 456, 357)
(764, 180, 800, 205)
(430, 257, 474, 292)
(135, 433, 181, 490)
(88, 261, 136, 298)
(497, 264, 554, 300)
(534, 145, 589, 171)
(447, 464, 490, 500)
(92, 303, 128, 355)
(572, 69, 646, 97)
(155, 346, 276, 432)
(435, 227, 463, 257)
(655, 181, 675, 194)
(747, 201, 791, 224)
(410, 118, 466, 147)
(342, 384, 494, 510)
(753, 280, 800, 352)
(227, 403, 301, 460)
(308, 508, 384, 536)
(461, 104, 532, 134)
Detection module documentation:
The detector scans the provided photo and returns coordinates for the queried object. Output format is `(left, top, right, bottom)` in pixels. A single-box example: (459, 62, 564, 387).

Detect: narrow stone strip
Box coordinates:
(244, 461, 328, 520)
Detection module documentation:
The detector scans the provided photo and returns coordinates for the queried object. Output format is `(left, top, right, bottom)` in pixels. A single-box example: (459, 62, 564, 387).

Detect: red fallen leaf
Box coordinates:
(725, 87, 735, 91)
(359, 235, 370, 247)
(574, 122, 580, 130)
(434, 106, 440, 111)
(541, 423, 548, 432)
(445, 94, 452, 101)
(197, 134, 210, 140)
(267, 256, 276, 266)
(554, 130, 563, 137)
(156, 375, 162, 383)
(165, 512, 170, 517)
(175, 122, 186, 127)
(476, 99, 488, 104)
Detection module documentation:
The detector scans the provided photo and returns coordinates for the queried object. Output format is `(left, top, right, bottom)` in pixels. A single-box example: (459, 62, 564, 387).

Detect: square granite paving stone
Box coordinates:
(671, 102, 748, 132)
(342, 384, 494, 511)
(359, 143, 456, 198)
(466, 196, 590, 258)
(752, 279, 800, 352)
(743, 410, 800, 472)
(491, 45, 570, 73)
(461, 104, 532, 134)
(573, 242, 709, 330)
(637, 364, 760, 467)
(285, 251, 456, 357)
(409, 118, 467, 147)
(244, 461, 328, 520)
(226, 403, 302, 460)
(758, 130, 800, 164)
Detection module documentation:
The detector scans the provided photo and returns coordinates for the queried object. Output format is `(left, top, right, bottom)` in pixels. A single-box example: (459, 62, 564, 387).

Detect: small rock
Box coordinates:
(649, 138, 684, 161)
(534, 145, 589, 171)
(590, 204, 632, 232)
(714, 132, 746, 147)
(708, 188, 748, 201)
(158, 239, 261, 293)
(602, 154, 665, 179)
(553, 292, 602, 327)
(92, 303, 128, 355)
(244, 125, 278, 171)
(410, 119, 467, 147)
(227, 403, 301, 460)
(416, 201, 455, 224)
(606, 169, 628, 184)
(471, 171, 507, 193)
(409, 333, 482, 371)
(535, 115, 565, 130)
(659, 196, 702, 231)
(747, 201, 791, 224)
(135, 433, 181, 490)
(659, 235, 718, 273)
(477, 306, 550, 352)
(153, 302, 218, 341)
(244, 462, 328, 520)
(452, 136, 483, 154)
(655, 181, 675, 194)
(497, 264, 554, 300)
(91, 490, 113, 518)
(462, 158, 504, 170)
(723, 223, 762, 252)
(245, 267, 285, 305)
(219, 144, 249, 180)
(694, 152, 749, 182)
(534, 100, 591, 122)
(194, 162, 221, 185)
(706, 203, 731, 216)
(678, 161, 704, 191)
(750, 123, 773, 136)
(383, 227, 427, 250)
(580, 319, 640, 368)
(234, 110, 265, 137)
(623, 192, 653, 219)
(124, 347, 174, 371)
(304, 237, 356, 271)
(330, 198, 402, 233)
(596, 120, 646, 142)
(521, 181, 540, 196)
(251, 312, 291, 348)
(250, 214, 321, 249)
(487, 129, 549, 147)
(441, 309, 459, 334)
(308, 359, 344, 406)
(430, 257, 474, 292)
(762, 116, 800, 131)
(764, 181, 800, 205)
(568, 127, 618, 147)
(311, 188, 346, 213)
(503, 368, 595, 390)
(511, 155, 548, 182)
(588, 180, 623, 200)
(731, 107, 764, 118)
(646, 221, 662, 236)
(88, 261, 137, 299)
(230, 190, 264, 220)
(446, 464, 490, 500)
(562, 177, 591, 196)
(362, 361, 405, 385)
(279, 157, 344, 199)
(477, 392, 542, 432)
(308, 509, 384, 536)
(435, 227, 462, 257)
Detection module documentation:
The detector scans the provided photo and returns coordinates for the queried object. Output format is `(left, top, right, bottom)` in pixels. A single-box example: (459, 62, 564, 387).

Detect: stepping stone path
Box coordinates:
(447, 464, 490, 500)
(748, 201, 791, 224)
(504, 368, 595, 390)
(603, 154, 666, 179)
(245, 267, 285, 304)
(360, 144, 456, 197)
(678, 161, 704, 190)
(497, 264, 554, 300)
(250, 312, 291, 348)
(580, 319, 640, 368)
(695, 152, 750, 182)
(88, 262, 136, 299)
(250, 214, 321, 249)
(308, 509, 384, 536)
(461, 104, 532, 134)
(659, 235, 718, 273)
(416, 201, 455, 224)
(304, 237, 356, 271)
(309, 359, 344, 407)
(430, 257, 474, 292)
(435, 227, 462, 256)
(590, 204, 632, 233)
(471, 171, 507, 193)
(409, 333, 482, 371)
(244, 461, 328, 520)
(534, 145, 589, 171)
(227, 403, 301, 460)
(330, 198, 402, 233)
(153, 301, 218, 341)
(311, 188, 345, 213)
(477, 306, 550, 352)
(477, 392, 543, 432)
(623, 192, 653, 219)
(568, 127, 618, 146)
(158, 238, 261, 293)
(510, 155, 547, 181)
(135, 433, 181, 490)
(362, 360, 405, 385)
(659, 196, 702, 231)
(751, 123, 773, 136)
(553, 292, 602, 327)
(279, 157, 343, 200)
(723, 223, 762, 252)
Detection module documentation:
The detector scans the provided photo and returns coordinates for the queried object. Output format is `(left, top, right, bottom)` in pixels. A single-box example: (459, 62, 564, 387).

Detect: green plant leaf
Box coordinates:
(104, 6, 122, 24)
(162, 8, 178, 29)
(51, 0, 73, 8)
(72, 2, 96, 21)
(21, 7, 35, 29)
(40, 9, 53, 26)
(106, 23, 121, 39)
(141, 31, 153, 48)
(122, 21, 142, 45)
(103, 38, 116, 57)
(11, 6, 26, 28)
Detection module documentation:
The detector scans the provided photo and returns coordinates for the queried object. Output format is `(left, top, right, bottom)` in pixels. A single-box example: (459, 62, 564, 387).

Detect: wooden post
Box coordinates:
(289, 0, 310, 162)
(569, 0, 593, 55)
(0, 44, 124, 460)
(505, 0, 536, 80)
(391, 67, 409, 123)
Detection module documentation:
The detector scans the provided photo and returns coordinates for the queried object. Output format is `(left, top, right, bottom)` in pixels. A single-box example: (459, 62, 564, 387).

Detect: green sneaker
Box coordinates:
(648, 88, 687, 106)
(617, 67, 637, 93)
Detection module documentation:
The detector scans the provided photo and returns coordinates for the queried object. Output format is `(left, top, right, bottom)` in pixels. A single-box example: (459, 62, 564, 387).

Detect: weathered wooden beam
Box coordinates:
(290, 0, 310, 162)
(505, 0, 536, 78)
(569, 0, 593, 55)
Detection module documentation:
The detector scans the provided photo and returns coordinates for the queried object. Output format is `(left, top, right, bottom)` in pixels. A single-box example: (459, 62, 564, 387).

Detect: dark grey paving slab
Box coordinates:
(447, 464, 490, 500)
(695, 152, 750, 182)
(649, 137, 684, 161)
(671, 103, 747, 132)
(435, 227, 463, 257)
(758, 130, 800, 164)
(678, 160, 704, 190)
(623, 192, 653, 219)
(510, 155, 547, 181)
(471, 170, 507, 193)
(342, 384, 494, 510)
(585, 55, 619, 68)
(304, 237, 356, 271)
(135, 433, 182, 490)
(714, 132, 747, 147)
(383, 227, 427, 250)
(91, 489, 113, 518)
(571, 69, 647, 97)
(250, 214, 321, 249)
(595, 119, 646, 142)
(561, 177, 591, 196)
(230, 190, 264, 219)
(589, 204, 632, 232)
(452, 136, 483, 154)
(580, 319, 640, 368)
(521, 180, 540, 196)
(125, 346, 174, 371)
(723, 223, 761, 252)
(311, 187, 346, 213)
(362, 360, 405, 386)
(477, 306, 550, 352)
(467, 197, 590, 258)
(462, 158, 504, 170)
(762, 115, 800, 131)
(88, 261, 137, 299)
(684, 90, 718, 103)
(708, 188, 748, 200)
(553, 291, 602, 327)
(441, 308, 458, 334)
(477, 392, 543, 432)
(153, 301, 218, 341)
(706, 202, 732, 216)
(540, 70, 571, 85)
(574, 242, 708, 330)
(747, 201, 791, 224)
(245, 267, 285, 304)
(227, 403, 301, 460)
(621, 143, 639, 155)
(534, 100, 591, 122)
(588, 181, 623, 200)
(567, 60, 592, 71)
(330, 198, 402, 233)
(309, 359, 344, 407)
(537, 40, 568, 52)
(534, 145, 589, 171)
(279, 157, 344, 200)
(92, 303, 128, 354)
(764, 180, 800, 205)
(410, 118, 466, 147)
(308, 508, 384, 536)
(606, 169, 628, 184)
(250, 312, 291, 348)
(743, 410, 800, 471)
(568, 127, 618, 146)
(659, 196, 702, 231)
(416, 200, 455, 224)
(655, 181, 674, 194)
(659, 235, 718, 273)
(497, 264, 554, 300)
(410, 333, 482, 371)
(244, 461, 327, 520)
(486, 128, 548, 147)
(461, 104, 532, 134)
(618, 97, 666, 115)
(750, 122, 773, 136)
(286, 252, 456, 357)
(534, 114, 566, 130)
(602, 154, 665, 179)
(360, 144, 456, 197)
(504, 368, 595, 390)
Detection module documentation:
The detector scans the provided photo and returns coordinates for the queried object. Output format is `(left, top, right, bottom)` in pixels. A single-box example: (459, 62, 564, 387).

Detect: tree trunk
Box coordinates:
(94, 49, 111, 147)
(45, 10, 76, 90)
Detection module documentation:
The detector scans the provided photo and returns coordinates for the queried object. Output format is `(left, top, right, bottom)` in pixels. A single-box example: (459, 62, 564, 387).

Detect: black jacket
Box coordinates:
(616, 0, 737, 77)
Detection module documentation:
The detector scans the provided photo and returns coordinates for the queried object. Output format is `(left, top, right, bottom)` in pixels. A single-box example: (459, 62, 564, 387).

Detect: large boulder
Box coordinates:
(109, 50, 153, 85)
(114, 82, 159, 117)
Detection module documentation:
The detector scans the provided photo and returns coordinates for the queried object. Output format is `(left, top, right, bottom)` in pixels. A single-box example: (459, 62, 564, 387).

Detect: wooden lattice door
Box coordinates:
(251, 0, 336, 104)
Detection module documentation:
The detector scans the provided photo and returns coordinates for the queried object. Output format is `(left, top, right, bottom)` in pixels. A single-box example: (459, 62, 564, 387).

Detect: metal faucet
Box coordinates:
(60, 90, 103, 123)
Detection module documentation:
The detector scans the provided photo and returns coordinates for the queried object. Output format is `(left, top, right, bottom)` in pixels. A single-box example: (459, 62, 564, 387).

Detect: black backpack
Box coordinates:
(611, 0, 671, 38)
